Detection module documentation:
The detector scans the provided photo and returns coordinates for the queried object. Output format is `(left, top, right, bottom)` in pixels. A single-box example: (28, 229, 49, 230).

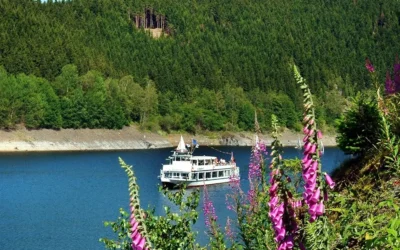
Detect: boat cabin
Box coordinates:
(160, 135, 240, 187)
(162, 155, 235, 181)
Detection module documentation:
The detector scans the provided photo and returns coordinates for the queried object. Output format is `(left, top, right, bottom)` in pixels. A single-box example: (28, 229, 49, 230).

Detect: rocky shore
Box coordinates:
(0, 126, 337, 152)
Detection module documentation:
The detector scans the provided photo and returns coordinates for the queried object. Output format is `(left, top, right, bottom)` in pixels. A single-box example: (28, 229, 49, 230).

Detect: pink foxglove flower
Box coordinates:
(324, 173, 335, 189)
(269, 182, 279, 194)
(310, 188, 321, 203)
(119, 158, 151, 250)
(316, 201, 325, 216)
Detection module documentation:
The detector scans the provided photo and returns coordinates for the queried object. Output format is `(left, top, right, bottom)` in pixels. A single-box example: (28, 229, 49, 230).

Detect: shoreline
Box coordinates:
(0, 126, 337, 152)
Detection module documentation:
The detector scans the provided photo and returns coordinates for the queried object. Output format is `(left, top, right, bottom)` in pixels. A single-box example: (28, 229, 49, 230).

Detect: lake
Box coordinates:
(0, 146, 347, 249)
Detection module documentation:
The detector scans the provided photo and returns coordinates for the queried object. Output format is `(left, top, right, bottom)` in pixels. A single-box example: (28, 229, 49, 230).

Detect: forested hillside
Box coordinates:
(0, 0, 399, 131)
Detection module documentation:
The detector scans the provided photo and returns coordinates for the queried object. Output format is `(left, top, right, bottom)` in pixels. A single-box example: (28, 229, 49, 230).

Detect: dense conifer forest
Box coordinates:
(0, 0, 399, 131)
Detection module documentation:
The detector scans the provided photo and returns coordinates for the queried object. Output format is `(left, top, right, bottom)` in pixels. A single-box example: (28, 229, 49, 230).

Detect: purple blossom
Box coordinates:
(394, 58, 400, 92)
(225, 217, 234, 240)
(229, 174, 240, 190)
(248, 141, 267, 184)
(203, 185, 217, 231)
(386, 71, 396, 95)
(365, 58, 375, 73)
(247, 188, 258, 209)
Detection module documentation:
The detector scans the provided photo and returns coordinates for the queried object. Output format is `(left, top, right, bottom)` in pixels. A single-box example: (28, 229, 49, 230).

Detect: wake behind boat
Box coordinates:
(159, 136, 240, 188)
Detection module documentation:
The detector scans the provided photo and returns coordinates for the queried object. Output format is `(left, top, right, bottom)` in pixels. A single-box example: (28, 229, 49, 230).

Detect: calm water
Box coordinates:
(0, 146, 347, 249)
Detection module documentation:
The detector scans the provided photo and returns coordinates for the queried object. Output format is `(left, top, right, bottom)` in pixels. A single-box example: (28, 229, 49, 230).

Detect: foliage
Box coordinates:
(101, 57, 400, 249)
(6, 0, 400, 131)
(326, 57, 400, 249)
(100, 208, 133, 249)
(100, 64, 359, 250)
(336, 93, 382, 155)
(100, 158, 202, 250)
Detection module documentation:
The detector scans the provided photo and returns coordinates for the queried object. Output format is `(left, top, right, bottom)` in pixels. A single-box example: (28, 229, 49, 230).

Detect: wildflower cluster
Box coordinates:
(365, 58, 400, 173)
(294, 65, 335, 222)
(203, 185, 218, 231)
(385, 56, 400, 95)
(248, 138, 266, 181)
(268, 115, 300, 249)
(202, 184, 227, 249)
(248, 134, 268, 209)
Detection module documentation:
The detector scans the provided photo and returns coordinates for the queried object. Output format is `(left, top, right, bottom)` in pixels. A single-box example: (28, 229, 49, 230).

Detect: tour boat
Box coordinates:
(159, 136, 240, 188)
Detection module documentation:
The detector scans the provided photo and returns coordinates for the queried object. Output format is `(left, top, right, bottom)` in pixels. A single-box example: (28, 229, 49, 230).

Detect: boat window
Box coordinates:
(199, 160, 204, 166)
(212, 172, 217, 178)
(182, 173, 188, 179)
(218, 171, 224, 177)
(173, 172, 179, 177)
(191, 160, 197, 165)
(225, 170, 230, 176)
(192, 173, 197, 180)
(206, 172, 211, 178)
(199, 173, 204, 179)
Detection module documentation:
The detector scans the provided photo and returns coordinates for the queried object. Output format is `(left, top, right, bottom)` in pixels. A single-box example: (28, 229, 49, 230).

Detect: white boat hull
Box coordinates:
(161, 175, 237, 188)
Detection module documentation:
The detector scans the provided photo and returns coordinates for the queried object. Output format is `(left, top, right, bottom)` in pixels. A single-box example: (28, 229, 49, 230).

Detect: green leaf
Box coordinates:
(327, 208, 346, 213)
(387, 228, 398, 238)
